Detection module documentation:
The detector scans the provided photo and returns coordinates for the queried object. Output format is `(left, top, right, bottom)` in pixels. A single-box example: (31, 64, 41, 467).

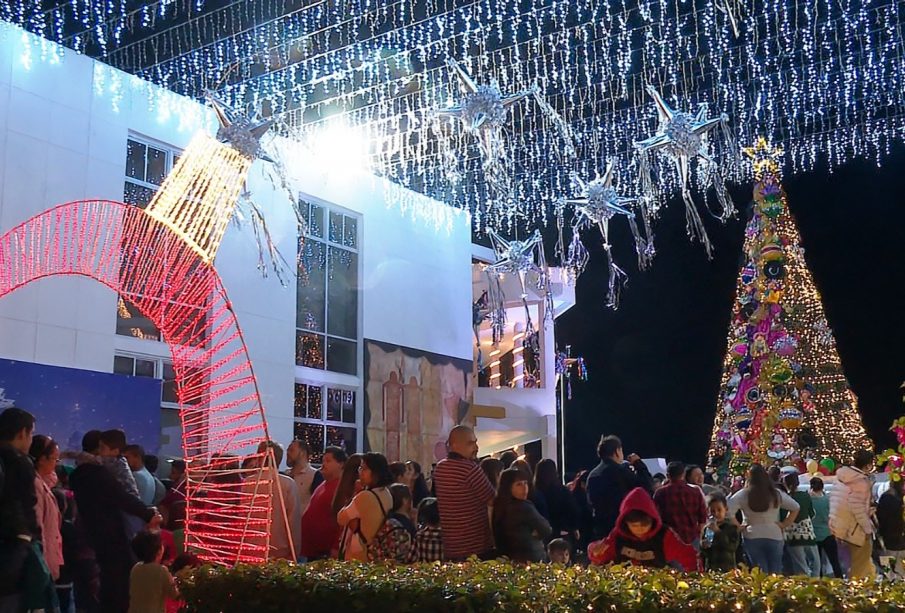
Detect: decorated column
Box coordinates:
(709, 139, 871, 477)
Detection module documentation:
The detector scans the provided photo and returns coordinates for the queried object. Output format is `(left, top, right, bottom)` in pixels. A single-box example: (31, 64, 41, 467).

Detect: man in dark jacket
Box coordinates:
(586, 435, 653, 539)
(877, 479, 905, 576)
(70, 431, 161, 613)
(0, 407, 56, 612)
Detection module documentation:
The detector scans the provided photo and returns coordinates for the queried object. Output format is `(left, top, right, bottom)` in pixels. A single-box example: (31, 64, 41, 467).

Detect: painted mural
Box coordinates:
(363, 340, 473, 470)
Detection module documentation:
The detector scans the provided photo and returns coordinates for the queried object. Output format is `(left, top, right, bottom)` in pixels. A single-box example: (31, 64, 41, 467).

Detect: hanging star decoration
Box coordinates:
(564, 161, 652, 308)
(483, 228, 554, 335)
(434, 59, 539, 204)
(206, 91, 275, 163)
(634, 85, 738, 258)
(743, 137, 784, 180)
(203, 92, 310, 284)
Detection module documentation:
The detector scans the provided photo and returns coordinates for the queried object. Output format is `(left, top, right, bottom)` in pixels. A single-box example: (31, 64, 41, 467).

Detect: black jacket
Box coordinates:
(877, 489, 905, 551)
(586, 458, 653, 538)
(539, 483, 580, 539)
(0, 443, 39, 541)
(494, 499, 552, 562)
(69, 462, 154, 559)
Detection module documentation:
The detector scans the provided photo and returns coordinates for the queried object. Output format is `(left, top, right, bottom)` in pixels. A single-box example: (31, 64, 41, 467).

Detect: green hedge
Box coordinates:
(180, 560, 905, 612)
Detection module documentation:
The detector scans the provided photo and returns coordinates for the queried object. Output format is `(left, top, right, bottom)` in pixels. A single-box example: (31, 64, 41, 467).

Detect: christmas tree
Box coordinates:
(709, 139, 871, 477)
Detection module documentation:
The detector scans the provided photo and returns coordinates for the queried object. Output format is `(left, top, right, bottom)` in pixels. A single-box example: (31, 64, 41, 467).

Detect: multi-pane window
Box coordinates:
(114, 354, 179, 407)
(119, 137, 207, 349)
(296, 201, 360, 375)
(119, 137, 180, 341)
(293, 383, 357, 462)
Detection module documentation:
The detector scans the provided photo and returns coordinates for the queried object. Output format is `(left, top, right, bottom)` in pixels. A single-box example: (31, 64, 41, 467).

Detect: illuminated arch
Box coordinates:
(0, 199, 273, 564)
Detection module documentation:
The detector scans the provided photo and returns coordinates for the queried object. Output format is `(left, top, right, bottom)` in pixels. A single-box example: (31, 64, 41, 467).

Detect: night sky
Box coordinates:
(557, 145, 905, 474)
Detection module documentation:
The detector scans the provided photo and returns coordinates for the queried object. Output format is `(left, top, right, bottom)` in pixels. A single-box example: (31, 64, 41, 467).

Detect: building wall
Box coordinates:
(0, 24, 472, 464)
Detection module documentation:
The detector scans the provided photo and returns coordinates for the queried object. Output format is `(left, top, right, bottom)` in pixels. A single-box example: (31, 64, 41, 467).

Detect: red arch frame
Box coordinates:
(0, 200, 273, 564)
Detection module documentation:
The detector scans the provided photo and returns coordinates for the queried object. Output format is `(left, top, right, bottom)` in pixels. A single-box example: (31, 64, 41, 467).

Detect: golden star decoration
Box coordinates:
(743, 137, 784, 178)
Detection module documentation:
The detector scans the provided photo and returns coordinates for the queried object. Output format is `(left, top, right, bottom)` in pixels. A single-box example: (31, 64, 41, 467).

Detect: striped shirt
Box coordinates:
(433, 453, 495, 560)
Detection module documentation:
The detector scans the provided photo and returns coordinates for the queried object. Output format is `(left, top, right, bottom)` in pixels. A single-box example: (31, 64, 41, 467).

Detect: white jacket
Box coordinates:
(829, 466, 873, 546)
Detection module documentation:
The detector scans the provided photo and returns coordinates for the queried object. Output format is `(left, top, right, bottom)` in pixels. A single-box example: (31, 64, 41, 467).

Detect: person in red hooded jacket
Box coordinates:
(587, 487, 698, 571)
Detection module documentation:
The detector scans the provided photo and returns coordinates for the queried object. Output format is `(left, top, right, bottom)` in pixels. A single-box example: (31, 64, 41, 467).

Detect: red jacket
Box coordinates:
(588, 487, 697, 571)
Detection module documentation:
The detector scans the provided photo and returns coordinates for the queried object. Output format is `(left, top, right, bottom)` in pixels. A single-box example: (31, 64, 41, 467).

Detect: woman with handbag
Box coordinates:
(337, 453, 394, 561)
(728, 464, 799, 574)
(782, 471, 820, 577)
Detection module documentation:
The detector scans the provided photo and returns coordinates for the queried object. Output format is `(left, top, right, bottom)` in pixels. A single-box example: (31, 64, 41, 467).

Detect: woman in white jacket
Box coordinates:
(828, 450, 876, 579)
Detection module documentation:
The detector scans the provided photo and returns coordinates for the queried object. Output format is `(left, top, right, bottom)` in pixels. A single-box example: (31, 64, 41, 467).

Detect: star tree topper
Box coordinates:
(743, 137, 784, 180)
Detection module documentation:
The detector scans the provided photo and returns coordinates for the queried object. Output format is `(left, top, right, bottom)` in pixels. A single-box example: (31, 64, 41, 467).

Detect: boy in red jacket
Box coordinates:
(588, 487, 697, 571)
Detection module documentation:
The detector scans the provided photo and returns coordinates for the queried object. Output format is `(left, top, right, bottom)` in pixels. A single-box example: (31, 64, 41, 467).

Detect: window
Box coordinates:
(119, 136, 208, 349)
(114, 353, 179, 407)
(115, 353, 208, 461)
(293, 382, 357, 462)
(296, 201, 360, 375)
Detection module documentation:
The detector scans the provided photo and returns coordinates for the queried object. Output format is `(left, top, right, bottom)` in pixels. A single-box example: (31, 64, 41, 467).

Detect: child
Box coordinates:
(408, 497, 443, 562)
(548, 538, 571, 565)
(587, 487, 697, 571)
(129, 531, 179, 613)
(701, 492, 740, 572)
(165, 553, 201, 613)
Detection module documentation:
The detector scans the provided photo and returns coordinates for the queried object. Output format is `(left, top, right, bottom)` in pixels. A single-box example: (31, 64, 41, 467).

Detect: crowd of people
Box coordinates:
(2, 406, 905, 613)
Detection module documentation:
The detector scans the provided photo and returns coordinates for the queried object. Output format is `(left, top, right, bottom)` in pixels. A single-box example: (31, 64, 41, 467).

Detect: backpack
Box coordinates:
(364, 489, 412, 563)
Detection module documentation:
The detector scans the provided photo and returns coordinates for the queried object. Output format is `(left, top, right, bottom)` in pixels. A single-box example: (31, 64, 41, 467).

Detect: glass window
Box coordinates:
(146, 146, 167, 185)
(327, 248, 357, 340)
(327, 337, 357, 375)
(296, 333, 325, 370)
(113, 355, 133, 376)
(161, 362, 177, 404)
(126, 140, 146, 181)
(123, 182, 156, 208)
(308, 204, 324, 238)
(326, 426, 357, 455)
(297, 241, 326, 333)
(296, 202, 359, 375)
(293, 384, 356, 462)
(114, 354, 182, 410)
(329, 211, 343, 244)
(116, 297, 161, 341)
(342, 216, 357, 249)
(293, 423, 325, 462)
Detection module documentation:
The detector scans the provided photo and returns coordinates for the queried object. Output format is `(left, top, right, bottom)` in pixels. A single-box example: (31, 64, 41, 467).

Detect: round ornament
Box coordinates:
(764, 260, 785, 280)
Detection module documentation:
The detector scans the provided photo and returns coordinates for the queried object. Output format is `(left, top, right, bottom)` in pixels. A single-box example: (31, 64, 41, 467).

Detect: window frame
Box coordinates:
(292, 380, 360, 462)
(295, 198, 362, 377)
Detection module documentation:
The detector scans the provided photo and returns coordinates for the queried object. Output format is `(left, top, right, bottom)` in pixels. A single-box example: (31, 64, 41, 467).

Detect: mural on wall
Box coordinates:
(0, 359, 162, 454)
(364, 340, 473, 469)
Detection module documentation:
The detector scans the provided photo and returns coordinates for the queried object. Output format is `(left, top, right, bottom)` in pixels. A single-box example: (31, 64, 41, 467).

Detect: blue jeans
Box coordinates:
(745, 538, 784, 574)
(787, 544, 820, 577)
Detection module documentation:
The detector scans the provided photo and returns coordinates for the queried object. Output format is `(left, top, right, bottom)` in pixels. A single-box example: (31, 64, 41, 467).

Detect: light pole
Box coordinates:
(555, 346, 587, 481)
